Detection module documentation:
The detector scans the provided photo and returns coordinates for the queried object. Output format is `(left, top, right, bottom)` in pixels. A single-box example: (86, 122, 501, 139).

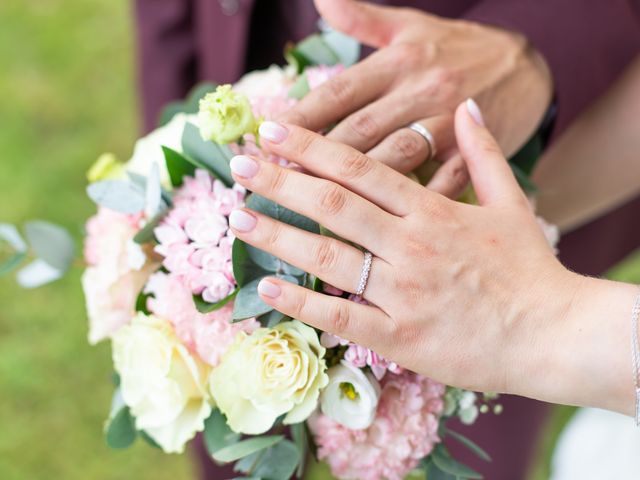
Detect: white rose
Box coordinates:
(112, 313, 212, 453)
(320, 360, 381, 430)
(209, 320, 328, 435)
(126, 113, 198, 188)
(233, 65, 296, 98)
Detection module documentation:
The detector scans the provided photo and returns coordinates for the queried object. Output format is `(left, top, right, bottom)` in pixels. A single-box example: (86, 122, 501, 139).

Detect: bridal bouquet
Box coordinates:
(0, 29, 556, 480)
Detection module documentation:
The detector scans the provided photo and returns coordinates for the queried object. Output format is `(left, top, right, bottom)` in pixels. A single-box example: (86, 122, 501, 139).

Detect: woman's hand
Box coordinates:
(228, 100, 575, 396)
(278, 0, 553, 198)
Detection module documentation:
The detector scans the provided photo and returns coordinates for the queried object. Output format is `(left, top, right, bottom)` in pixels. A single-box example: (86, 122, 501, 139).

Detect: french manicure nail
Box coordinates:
(258, 278, 281, 298)
(466, 98, 485, 126)
(230, 155, 259, 178)
(229, 209, 257, 232)
(259, 121, 288, 143)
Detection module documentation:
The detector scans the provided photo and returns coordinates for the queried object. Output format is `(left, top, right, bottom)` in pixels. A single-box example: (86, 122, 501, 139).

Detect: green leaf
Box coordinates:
(23, 221, 75, 272)
(212, 435, 284, 463)
(288, 74, 310, 100)
(133, 212, 165, 244)
(322, 29, 361, 67)
(445, 428, 491, 462)
(0, 251, 26, 276)
(163, 146, 197, 187)
(290, 34, 339, 69)
(105, 407, 137, 449)
(431, 445, 482, 479)
(291, 423, 308, 478)
(203, 409, 241, 455)
(181, 123, 234, 186)
(232, 239, 270, 287)
(139, 430, 162, 450)
(250, 439, 301, 480)
(246, 194, 319, 234)
(508, 133, 543, 176)
(256, 309, 287, 328)
(135, 291, 151, 314)
(159, 82, 218, 126)
(232, 277, 275, 321)
(424, 460, 457, 480)
(193, 288, 238, 313)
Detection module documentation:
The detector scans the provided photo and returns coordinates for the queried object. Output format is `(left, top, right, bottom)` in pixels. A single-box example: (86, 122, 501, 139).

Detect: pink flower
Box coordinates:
(309, 372, 445, 480)
(145, 272, 258, 366)
(306, 65, 346, 90)
(82, 208, 157, 344)
(154, 170, 244, 298)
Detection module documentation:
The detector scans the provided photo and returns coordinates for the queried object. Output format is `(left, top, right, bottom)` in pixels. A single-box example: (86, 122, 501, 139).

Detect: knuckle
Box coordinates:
(325, 77, 354, 104)
(339, 151, 374, 180)
(280, 109, 309, 129)
(267, 165, 288, 196)
(394, 130, 425, 163)
(318, 182, 349, 216)
(289, 289, 308, 320)
(390, 42, 423, 67)
(313, 239, 339, 273)
(346, 111, 379, 141)
(446, 162, 469, 193)
(266, 220, 284, 247)
(327, 302, 350, 335)
(289, 128, 317, 159)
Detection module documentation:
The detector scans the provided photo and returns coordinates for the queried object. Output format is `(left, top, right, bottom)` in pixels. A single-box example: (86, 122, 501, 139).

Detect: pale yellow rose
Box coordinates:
(209, 320, 328, 435)
(112, 313, 212, 453)
(198, 85, 257, 145)
(87, 153, 125, 182)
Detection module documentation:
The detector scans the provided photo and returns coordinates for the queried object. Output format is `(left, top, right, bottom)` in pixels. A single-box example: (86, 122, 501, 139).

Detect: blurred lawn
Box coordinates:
(0, 1, 192, 479)
(1, 2, 640, 480)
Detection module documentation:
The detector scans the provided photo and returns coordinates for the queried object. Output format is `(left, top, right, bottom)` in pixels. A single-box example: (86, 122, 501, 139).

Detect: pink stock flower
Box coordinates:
(306, 65, 346, 90)
(154, 169, 244, 303)
(83, 208, 157, 344)
(145, 272, 258, 367)
(309, 372, 445, 480)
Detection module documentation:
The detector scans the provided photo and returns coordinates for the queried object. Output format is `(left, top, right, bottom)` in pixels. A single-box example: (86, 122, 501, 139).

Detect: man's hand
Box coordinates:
(278, 0, 553, 198)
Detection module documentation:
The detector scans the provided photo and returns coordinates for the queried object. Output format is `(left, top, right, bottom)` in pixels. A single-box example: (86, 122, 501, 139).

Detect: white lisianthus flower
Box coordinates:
(126, 113, 198, 188)
(209, 320, 328, 435)
(112, 313, 212, 453)
(320, 360, 381, 430)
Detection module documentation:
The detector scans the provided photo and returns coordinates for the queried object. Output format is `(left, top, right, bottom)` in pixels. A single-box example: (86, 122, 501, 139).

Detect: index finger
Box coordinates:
(277, 50, 395, 132)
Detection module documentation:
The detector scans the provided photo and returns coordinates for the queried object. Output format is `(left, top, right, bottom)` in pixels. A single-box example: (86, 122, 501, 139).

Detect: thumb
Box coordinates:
(315, 0, 401, 48)
(454, 99, 525, 206)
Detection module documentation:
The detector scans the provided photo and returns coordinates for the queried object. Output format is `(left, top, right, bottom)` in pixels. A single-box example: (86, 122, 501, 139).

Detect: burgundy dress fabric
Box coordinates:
(133, 1, 640, 479)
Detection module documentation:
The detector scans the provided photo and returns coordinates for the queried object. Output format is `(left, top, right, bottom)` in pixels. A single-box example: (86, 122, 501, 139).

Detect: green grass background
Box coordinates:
(0, 1, 639, 479)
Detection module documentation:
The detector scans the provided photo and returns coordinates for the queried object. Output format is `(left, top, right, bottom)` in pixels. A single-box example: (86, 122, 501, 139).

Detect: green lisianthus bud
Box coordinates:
(198, 84, 257, 145)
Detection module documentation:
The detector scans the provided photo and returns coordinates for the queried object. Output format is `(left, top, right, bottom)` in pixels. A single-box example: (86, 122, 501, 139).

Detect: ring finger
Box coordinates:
(367, 114, 453, 173)
(229, 208, 392, 303)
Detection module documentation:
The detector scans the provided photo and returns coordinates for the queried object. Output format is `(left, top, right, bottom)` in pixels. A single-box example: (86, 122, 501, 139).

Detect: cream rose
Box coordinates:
(320, 360, 381, 430)
(209, 320, 328, 435)
(112, 313, 212, 453)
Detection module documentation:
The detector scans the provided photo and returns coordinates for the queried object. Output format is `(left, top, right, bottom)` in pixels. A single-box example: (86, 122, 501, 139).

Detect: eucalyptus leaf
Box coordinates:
(204, 409, 241, 455)
(232, 239, 270, 287)
(87, 179, 146, 214)
(0, 251, 26, 277)
(194, 288, 238, 313)
(246, 194, 319, 234)
(232, 277, 274, 321)
(133, 212, 165, 245)
(322, 29, 361, 67)
(288, 74, 310, 100)
(431, 445, 482, 479)
(250, 439, 300, 480)
(24, 220, 75, 272)
(445, 428, 491, 462)
(105, 406, 137, 449)
(182, 123, 234, 186)
(0, 223, 27, 252)
(145, 162, 163, 218)
(290, 34, 339, 69)
(256, 309, 287, 328)
(163, 146, 197, 187)
(212, 435, 284, 463)
(291, 423, 308, 478)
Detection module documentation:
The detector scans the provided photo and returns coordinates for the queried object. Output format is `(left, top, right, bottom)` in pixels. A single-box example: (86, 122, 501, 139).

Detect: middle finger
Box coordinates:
(229, 154, 399, 258)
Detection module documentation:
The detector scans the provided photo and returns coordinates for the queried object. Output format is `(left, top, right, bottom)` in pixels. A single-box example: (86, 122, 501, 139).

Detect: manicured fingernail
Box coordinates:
(259, 121, 288, 143)
(258, 278, 281, 298)
(466, 98, 485, 126)
(230, 155, 259, 178)
(229, 209, 257, 232)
